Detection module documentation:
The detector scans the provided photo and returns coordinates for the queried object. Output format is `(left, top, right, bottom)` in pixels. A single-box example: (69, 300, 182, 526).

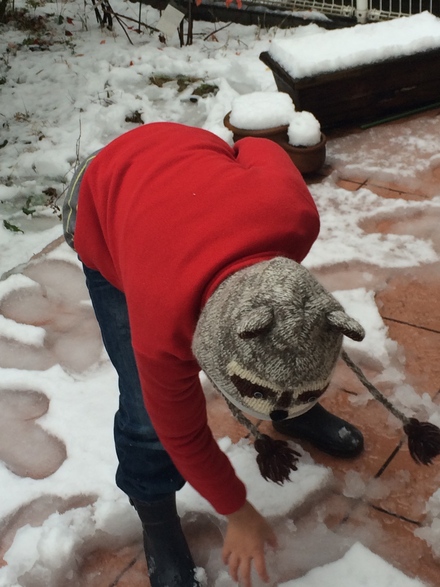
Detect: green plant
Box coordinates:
(3, 187, 62, 235)
(3, 220, 24, 233)
(191, 82, 218, 98)
(22, 196, 37, 216)
(149, 75, 218, 98)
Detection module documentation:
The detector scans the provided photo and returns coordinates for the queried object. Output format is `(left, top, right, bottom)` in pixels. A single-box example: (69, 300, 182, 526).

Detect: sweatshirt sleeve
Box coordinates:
(134, 350, 247, 516)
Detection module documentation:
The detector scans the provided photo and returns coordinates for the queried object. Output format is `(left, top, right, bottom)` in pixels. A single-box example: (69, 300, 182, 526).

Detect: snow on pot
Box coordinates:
(224, 92, 326, 174)
(224, 91, 294, 144)
(280, 110, 327, 175)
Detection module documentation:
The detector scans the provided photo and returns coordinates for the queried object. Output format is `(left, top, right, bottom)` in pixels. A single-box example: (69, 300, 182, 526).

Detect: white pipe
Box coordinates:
(356, 0, 369, 23)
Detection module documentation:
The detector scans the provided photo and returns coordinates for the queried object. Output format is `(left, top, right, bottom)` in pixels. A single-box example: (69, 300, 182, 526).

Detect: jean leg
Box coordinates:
(82, 264, 185, 501)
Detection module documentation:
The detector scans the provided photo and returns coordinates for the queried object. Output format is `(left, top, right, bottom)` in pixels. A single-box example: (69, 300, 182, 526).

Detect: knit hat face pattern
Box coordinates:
(223, 359, 330, 420)
(193, 257, 365, 422)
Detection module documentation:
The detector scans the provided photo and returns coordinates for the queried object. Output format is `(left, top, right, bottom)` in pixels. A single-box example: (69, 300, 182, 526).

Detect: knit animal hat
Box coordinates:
(194, 257, 364, 421)
(193, 257, 440, 483)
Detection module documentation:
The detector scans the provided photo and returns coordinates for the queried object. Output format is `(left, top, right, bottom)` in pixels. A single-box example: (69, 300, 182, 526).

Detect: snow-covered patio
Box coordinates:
(0, 3, 440, 586)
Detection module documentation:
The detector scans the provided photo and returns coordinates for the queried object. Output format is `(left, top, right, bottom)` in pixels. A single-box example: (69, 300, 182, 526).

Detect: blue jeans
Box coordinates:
(82, 264, 186, 502)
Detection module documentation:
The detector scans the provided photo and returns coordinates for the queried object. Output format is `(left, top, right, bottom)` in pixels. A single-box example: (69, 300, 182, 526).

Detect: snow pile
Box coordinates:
(268, 12, 440, 79)
(287, 111, 321, 147)
(1, 497, 141, 587)
(229, 91, 296, 129)
(281, 542, 428, 587)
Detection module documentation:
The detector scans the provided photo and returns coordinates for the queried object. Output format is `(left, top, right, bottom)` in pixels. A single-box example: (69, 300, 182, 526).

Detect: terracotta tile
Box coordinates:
(364, 210, 440, 272)
(335, 172, 370, 185)
(368, 440, 440, 523)
(263, 492, 364, 585)
(313, 261, 393, 294)
(111, 555, 150, 587)
(298, 490, 356, 529)
(325, 108, 440, 199)
(206, 394, 251, 444)
(376, 271, 440, 333)
(372, 268, 440, 398)
(431, 163, 440, 181)
(381, 321, 440, 400)
(335, 178, 366, 191)
(363, 182, 429, 201)
(346, 502, 440, 586)
(78, 543, 147, 587)
(78, 519, 221, 586)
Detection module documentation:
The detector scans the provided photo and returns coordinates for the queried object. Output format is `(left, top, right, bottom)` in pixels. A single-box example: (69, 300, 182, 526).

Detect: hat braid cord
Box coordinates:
(223, 397, 300, 483)
(341, 350, 409, 425)
(223, 397, 263, 439)
(342, 349, 440, 466)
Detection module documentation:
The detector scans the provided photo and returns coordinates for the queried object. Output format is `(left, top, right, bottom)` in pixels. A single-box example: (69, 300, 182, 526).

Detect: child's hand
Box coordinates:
(223, 500, 277, 587)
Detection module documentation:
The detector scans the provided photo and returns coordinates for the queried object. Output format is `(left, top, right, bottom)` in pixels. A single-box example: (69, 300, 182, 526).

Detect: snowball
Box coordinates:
(288, 111, 321, 147)
(229, 92, 295, 130)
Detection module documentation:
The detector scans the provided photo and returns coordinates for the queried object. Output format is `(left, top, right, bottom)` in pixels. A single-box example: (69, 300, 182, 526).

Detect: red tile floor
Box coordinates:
(2, 108, 440, 586)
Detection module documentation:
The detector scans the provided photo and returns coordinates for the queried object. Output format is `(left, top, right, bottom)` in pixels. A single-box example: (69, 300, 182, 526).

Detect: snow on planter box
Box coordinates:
(260, 12, 440, 129)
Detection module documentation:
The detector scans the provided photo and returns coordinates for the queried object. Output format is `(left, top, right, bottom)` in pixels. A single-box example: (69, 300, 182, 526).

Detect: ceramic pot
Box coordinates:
(223, 112, 289, 145)
(279, 134, 327, 175)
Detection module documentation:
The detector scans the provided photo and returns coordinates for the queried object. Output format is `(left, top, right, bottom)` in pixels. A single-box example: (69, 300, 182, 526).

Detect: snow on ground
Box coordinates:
(1, 2, 440, 586)
(281, 542, 428, 587)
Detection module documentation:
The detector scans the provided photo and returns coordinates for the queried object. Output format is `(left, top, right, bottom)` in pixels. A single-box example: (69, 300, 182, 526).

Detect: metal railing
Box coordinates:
(367, 0, 437, 21)
(243, 0, 437, 22)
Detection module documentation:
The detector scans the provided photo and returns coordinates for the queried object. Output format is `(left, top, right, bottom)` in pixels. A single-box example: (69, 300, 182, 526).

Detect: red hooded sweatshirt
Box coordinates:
(74, 122, 320, 515)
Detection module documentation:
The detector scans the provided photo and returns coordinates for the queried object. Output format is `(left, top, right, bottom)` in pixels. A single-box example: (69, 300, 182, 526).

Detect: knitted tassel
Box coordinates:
(342, 350, 440, 466)
(403, 418, 440, 465)
(224, 397, 301, 483)
(254, 434, 301, 484)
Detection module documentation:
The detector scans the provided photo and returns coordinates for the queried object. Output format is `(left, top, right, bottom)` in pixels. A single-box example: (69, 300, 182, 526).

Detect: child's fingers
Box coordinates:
(253, 552, 270, 584)
(227, 553, 240, 583)
(238, 557, 252, 587)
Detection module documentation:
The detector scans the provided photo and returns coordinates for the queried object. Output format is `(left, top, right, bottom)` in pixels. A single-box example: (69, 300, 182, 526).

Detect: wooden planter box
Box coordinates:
(260, 47, 440, 129)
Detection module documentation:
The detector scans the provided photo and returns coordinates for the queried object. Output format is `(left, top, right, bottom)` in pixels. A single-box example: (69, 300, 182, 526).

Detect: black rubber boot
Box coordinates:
(130, 494, 199, 587)
(272, 403, 364, 458)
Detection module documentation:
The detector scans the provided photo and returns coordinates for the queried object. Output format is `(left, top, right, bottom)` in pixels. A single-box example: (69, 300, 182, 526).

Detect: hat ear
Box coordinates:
(237, 306, 274, 339)
(327, 310, 365, 342)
